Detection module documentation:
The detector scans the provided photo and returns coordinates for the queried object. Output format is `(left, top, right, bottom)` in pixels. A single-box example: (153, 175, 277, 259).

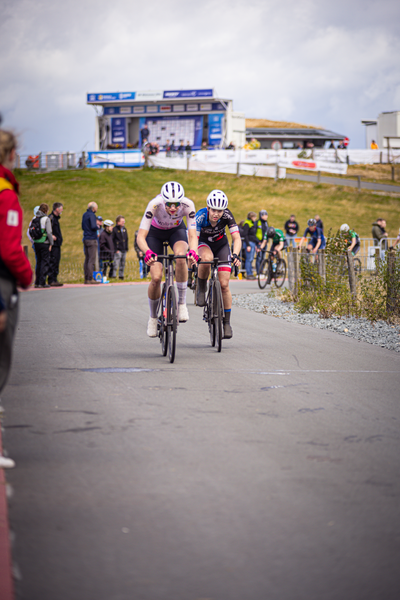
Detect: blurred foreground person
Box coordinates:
(0, 129, 33, 467)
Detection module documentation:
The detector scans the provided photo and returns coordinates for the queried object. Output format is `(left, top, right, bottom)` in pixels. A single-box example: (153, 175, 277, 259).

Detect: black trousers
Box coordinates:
(48, 246, 61, 283)
(35, 243, 51, 286)
(83, 240, 98, 281)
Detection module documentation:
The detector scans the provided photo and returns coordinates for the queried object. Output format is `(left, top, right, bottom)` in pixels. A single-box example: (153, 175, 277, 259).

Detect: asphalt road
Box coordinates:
(2, 281, 400, 600)
(286, 171, 400, 193)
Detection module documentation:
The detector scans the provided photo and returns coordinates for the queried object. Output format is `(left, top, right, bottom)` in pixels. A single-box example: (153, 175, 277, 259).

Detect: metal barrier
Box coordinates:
(16, 152, 86, 172)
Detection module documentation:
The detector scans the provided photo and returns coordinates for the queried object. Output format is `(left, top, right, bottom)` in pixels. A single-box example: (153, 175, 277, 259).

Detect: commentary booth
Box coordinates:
(86, 89, 245, 168)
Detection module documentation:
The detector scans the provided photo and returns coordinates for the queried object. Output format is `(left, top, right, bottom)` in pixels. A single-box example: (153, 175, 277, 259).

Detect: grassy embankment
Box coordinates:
(286, 163, 400, 186)
(17, 167, 400, 282)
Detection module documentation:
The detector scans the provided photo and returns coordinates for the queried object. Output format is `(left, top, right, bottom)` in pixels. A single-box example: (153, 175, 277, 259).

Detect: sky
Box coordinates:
(1, 0, 399, 154)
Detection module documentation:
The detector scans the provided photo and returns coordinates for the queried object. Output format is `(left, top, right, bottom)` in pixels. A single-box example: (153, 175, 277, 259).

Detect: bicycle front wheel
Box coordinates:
(159, 284, 168, 356)
(258, 259, 269, 289)
(274, 259, 287, 288)
(207, 284, 216, 347)
(213, 280, 223, 352)
(167, 285, 177, 363)
(354, 257, 362, 274)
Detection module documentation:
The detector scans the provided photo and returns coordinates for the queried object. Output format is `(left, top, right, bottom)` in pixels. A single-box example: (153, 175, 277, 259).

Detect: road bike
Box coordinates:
(257, 251, 287, 289)
(187, 264, 198, 306)
(156, 243, 186, 363)
(196, 258, 239, 352)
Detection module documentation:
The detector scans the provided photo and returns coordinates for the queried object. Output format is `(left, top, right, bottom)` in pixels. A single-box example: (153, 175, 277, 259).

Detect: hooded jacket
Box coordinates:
(372, 221, 386, 243)
(34, 210, 54, 245)
(0, 164, 32, 287)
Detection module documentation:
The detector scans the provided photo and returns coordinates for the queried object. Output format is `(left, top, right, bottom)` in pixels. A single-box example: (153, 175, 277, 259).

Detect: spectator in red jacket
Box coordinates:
(0, 129, 32, 466)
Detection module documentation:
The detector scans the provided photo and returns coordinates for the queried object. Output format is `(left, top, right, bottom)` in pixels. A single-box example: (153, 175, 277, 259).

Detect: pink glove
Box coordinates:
(145, 249, 157, 264)
(186, 250, 199, 262)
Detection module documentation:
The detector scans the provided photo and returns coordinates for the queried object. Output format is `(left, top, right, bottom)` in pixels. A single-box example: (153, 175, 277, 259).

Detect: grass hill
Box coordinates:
(17, 167, 400, 268)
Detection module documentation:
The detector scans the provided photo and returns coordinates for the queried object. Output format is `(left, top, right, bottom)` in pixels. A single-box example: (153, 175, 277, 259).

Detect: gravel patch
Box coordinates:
(232, 293, 400, 352)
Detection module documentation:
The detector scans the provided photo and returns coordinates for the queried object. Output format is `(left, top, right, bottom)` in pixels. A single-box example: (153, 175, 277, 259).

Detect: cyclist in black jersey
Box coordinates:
(195, 190, 241, 339)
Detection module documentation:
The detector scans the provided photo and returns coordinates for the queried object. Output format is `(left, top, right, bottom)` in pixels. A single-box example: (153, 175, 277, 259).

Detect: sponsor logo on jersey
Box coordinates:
(189, 211, 195, 218)
(146, 211, 153, 219)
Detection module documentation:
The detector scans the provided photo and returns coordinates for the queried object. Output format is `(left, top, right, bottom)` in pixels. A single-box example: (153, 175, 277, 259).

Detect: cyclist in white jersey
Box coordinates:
(137, 181, 199, 337)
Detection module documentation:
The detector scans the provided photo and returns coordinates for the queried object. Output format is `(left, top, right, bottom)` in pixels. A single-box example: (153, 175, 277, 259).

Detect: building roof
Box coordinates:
(246, 118, 319, 129)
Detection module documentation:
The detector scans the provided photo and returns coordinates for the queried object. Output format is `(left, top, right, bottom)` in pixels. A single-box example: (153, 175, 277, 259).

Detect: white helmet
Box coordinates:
(161, 181, 184, 202)
(340, 223, 350, 232)
(104, 219, 114, 227)
(207, 190, 228, 210)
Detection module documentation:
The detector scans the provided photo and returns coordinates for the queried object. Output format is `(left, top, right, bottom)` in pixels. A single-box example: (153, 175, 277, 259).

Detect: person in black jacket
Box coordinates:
(47, 202, 64, 286)
(242, 211, 258, 279)
(111, 215, 129, 279)
(99, 220, 115, 279)
(284, 214, 299, 248)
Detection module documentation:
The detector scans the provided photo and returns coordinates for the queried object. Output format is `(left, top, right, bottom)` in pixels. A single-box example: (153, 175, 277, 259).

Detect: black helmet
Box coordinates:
(267, 226, 275, 238)
(308, 218, 317, 227)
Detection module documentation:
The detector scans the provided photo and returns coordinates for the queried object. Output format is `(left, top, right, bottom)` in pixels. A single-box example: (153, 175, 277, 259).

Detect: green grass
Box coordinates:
(18, 167, 400, 265)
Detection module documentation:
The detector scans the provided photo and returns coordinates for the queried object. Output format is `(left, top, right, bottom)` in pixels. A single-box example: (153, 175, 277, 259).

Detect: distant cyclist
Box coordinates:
(340, 223, 360, 255)
(195, 190, 241, 339)
(299, 218, 326, 253)
(137, 181, 199, 337)
(260, 226, 286, 260)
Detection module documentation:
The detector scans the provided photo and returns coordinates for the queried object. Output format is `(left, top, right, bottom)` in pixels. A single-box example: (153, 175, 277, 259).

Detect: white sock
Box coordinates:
(148, 297, 160, 318)
(176, 282, 187, 305)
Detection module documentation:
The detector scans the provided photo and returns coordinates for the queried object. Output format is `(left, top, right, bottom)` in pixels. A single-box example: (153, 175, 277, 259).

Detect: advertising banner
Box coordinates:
(163, 89, 213, 99)
(208, 114, 224, 147)
(111, 118, 126, 146)
(278, 157, 348, 175)
(87, 151, 144, 168)
(87, 92, 136, 103)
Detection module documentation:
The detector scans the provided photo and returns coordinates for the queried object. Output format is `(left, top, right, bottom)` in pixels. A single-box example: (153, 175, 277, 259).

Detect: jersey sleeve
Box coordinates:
(183, 198, 197, 230)
(195, 208, 208, 235)
(139, 197, 160, 231)
(226, 209, 239, 235)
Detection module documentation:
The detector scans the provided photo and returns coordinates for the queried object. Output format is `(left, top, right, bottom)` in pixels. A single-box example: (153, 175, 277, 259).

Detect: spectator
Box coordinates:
(47, 202, 64, 286)
(370, 140, 379, 150)
(284, 214, 299, 248)
(134, 230, 148, 279)
(201, 141, 208, 150)
(82, 201, 100, 284)
(140, 124, 150, 147)
(99, 220, 115, 279)
(178, 140, 185, 156)
(165, 139, 171, 157)
(27, 205, 40, 267)
(0, 129, 33, 468)
(226, 141, 235, 150)
(96, 215, 103, 272)
(255, 210, 269, 274)
(185, 141, 192, 155)
(242, 211, 258, 279)
(392, 229, 400, 249)
(328, 140, 335, 149)
(111, 215, 129, 280)
(170, 140, 176, 155)
(337, 140, 346, 149)
(372, 218, 388, 249)
(33, 203, 53, 288)
(315, 214, 324, 232)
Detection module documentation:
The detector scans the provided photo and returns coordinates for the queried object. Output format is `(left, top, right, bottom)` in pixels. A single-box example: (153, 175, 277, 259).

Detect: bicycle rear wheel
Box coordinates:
(213, 280, 223, 352)
(274, 258, 287, 288)
(258, 259, 269, 289)
(167, 285, 177, 363)
(159, 284, 168, 356)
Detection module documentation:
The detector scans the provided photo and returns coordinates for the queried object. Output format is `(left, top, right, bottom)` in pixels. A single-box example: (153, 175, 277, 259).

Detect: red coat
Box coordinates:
(0, 164, 33, 288)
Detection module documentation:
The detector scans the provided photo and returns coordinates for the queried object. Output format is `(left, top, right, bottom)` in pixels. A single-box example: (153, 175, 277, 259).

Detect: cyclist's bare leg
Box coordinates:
(173, 240, 189, 283)
(196, 245, 213, 306)
(218, 270, 232, 310)
(148, 262, 163, 300)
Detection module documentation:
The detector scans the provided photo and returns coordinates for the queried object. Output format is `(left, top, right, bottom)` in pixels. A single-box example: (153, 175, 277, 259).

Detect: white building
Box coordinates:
(361, 111, 400, 149)
(87, 89, 245, 152)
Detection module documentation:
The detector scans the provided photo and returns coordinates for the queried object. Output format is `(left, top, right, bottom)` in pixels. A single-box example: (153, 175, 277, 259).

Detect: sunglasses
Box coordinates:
(165, 201, 181, 208)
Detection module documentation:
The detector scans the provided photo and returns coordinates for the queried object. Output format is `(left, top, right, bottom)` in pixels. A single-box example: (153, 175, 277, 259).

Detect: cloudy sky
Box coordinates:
(1, 0, 399, 154)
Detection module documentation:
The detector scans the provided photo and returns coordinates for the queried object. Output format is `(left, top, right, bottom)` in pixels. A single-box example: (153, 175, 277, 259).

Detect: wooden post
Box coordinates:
(187, 155, 190, 171)
(357, 175, 361, 191)
(375, 247, 380, 274)
(317, 170, 321, 184)
(386, 248, 396, 316)
(318, 249, 326, 279)
(236, 161, 240, 177)
(275, 163, 279, 181)
(392, 165, 395, 181)
(347, 250, 357, 299)
(293, 248, 299, 297)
